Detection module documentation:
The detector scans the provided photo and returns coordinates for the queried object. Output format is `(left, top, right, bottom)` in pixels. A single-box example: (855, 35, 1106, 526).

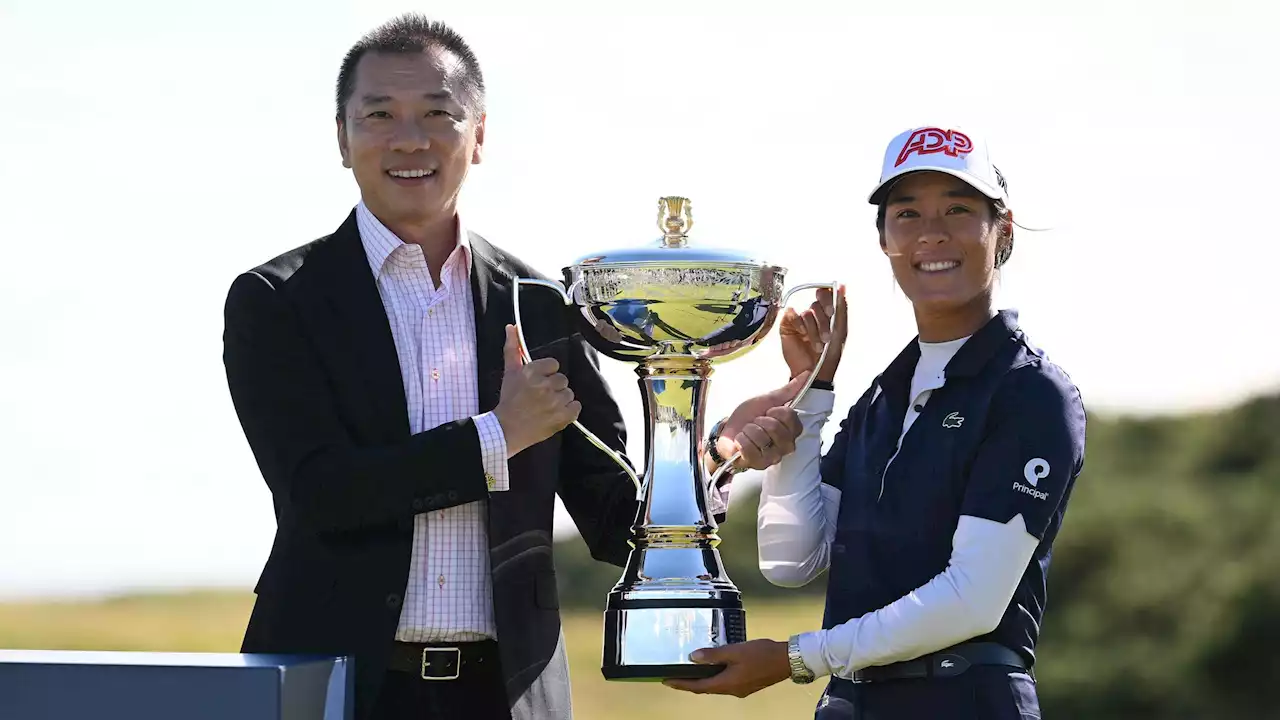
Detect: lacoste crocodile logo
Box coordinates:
(943, 412, 965, 429)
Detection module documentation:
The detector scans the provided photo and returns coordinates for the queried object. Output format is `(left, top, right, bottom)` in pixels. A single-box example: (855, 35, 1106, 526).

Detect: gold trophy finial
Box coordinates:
(657, 196, 693, 247)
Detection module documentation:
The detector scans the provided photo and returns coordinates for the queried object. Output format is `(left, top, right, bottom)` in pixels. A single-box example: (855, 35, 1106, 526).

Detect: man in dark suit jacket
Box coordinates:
(221, 14, 639, 720)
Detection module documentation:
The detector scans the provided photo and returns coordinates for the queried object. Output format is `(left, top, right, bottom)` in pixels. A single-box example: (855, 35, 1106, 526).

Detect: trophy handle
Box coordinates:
(708, 281, 840, 487)
(513, 278, 644, 497)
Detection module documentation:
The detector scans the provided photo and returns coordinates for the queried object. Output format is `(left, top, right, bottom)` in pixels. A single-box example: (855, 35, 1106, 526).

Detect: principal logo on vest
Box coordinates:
(1013, 458, 1050, 500)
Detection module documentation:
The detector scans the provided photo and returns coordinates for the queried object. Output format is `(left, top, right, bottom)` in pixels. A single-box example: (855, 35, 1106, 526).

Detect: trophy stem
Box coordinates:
(601, 355, 747, 681)
(634, 358, 717, 539)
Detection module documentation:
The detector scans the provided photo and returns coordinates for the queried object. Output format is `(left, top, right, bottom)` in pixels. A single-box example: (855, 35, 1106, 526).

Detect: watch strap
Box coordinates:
(787, 634, 816, 684)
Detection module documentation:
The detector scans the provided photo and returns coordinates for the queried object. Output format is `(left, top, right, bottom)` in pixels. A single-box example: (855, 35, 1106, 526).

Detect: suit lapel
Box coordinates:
(316, 211, 409, 439)
(469, 231, 511, 414)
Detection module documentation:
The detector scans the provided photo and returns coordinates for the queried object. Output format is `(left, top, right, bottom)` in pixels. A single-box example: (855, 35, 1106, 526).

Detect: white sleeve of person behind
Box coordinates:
(756, 389, 842, 587)
(795, 514, 1039, 679)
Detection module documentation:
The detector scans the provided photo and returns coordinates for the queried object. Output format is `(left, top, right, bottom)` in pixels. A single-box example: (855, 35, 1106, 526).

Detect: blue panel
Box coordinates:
(0, 651, 352, 720)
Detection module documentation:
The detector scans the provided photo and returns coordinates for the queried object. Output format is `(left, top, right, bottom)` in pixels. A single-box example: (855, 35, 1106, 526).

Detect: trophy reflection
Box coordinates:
(513, 197, 834, 681)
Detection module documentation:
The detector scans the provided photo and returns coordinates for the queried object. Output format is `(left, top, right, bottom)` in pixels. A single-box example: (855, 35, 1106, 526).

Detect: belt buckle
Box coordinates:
(420, 647, 461, 681)
(932, 653, 971, 678)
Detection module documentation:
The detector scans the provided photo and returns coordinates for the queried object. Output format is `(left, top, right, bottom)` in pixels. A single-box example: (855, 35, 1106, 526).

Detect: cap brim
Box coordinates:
(867, 167, 1006, 206)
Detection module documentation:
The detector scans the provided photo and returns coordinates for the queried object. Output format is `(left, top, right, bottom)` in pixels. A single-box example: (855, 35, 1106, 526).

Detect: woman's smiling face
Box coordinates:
(880, 171, 1010, 318)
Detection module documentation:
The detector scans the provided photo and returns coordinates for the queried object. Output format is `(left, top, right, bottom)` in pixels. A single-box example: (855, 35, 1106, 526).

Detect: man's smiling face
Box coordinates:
(337, 48, 485, 229)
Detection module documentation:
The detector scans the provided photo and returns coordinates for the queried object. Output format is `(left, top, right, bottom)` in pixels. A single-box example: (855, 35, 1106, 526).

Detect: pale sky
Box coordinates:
(1, 0, 1276, 599)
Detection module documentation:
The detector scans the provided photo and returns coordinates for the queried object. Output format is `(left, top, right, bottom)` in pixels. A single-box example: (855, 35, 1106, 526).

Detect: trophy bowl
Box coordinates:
(513, 197, 834, 681)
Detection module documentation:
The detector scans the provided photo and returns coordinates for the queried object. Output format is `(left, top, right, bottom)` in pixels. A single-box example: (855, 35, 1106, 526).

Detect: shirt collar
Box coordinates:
(355, 200, 472, 277)
(943, 309, 1021, 378)
(880, 309, 1021, 389)
(881, 335, 923, 391)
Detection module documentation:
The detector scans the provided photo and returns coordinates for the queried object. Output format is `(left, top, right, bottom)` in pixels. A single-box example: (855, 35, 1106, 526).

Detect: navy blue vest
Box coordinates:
(819, 309, 1086, 669)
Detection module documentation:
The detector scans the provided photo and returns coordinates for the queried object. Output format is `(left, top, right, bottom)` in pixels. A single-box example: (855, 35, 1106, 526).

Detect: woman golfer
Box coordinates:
(667, 125, 1086, 720)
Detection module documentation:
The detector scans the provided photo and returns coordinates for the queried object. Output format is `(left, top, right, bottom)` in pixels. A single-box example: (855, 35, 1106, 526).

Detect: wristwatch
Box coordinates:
(787, 634, 816, 684)
(706, 417, 739, 476)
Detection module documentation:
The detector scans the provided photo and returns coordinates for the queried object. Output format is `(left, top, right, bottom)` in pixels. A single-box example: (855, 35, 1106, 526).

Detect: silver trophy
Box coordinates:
(513, 196, 835, 681)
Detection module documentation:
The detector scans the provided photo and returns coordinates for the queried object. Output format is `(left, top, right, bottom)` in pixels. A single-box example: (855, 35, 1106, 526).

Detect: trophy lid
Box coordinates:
(570, 196, 773, 268)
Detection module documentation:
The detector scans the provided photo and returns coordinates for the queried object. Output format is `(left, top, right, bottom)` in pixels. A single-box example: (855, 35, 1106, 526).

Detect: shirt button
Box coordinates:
(428, 308, 434, 317)
(431, 369, 440, 381)
(486, 472, 496, 489)
(437, 574, 446, 589)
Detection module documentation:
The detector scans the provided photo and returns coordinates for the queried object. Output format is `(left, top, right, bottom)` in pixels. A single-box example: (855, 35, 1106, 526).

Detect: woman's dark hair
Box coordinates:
(875, 194, 1015, 268)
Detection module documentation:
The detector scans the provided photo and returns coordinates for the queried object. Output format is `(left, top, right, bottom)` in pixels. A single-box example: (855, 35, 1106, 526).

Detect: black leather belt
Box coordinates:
(387, 640, 499, 681)
(851, 642, 1027, 683)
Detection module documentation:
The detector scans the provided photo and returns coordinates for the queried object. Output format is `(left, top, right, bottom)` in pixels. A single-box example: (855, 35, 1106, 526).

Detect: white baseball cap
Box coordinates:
(867, 126, 1008, 206)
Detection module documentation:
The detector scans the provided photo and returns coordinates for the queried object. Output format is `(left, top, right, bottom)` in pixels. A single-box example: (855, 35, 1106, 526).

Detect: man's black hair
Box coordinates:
(335, 14, 485, 121)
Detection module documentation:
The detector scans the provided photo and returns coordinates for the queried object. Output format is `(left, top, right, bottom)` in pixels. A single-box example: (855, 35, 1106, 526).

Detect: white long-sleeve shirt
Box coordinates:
(758, 375, 1041, 679)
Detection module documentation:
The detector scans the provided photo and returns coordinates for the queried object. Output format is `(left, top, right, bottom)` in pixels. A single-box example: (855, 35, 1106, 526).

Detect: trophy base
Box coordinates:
(601, 603, 747, 681)
(601, 664, 722, 682)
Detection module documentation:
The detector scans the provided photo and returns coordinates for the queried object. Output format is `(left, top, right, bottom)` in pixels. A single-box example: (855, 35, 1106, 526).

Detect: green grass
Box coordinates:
(0, 590, 828, 718)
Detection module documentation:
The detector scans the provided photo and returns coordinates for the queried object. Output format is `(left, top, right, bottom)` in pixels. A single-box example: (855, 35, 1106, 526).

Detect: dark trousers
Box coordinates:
(815, 667, 1041, 720)
(369, 642, 512, 720)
